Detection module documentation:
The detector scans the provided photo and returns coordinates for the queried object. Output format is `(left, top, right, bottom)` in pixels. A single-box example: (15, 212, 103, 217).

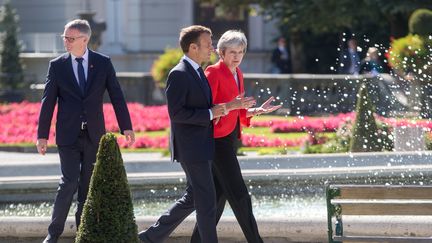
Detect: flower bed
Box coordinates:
(241, 134, 306, 147)
(0, 102, 169, 148)
(1, 102, 432, 150)
(103, 103, 169, 132)
(262, 113, 355, 133)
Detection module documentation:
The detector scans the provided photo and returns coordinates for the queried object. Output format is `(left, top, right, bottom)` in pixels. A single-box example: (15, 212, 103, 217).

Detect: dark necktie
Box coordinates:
(197, 67, 211, 102)
(75, 57, 86, 94)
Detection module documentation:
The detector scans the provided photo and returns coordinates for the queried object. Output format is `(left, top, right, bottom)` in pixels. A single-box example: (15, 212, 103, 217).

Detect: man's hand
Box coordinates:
(226, 93, 256, 112)
(211, 104, 227, 119)
(36, 139, 48, 155)
(124, 130, 135, 147)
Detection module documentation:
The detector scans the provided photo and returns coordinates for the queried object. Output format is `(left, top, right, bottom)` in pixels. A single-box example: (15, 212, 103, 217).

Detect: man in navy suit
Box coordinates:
(36, 19, 135, 243)
(138, 25, 226, 243)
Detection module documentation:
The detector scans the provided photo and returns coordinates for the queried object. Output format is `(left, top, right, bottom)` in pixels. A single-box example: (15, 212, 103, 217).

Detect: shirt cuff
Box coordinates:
(209, 109, 213, 120)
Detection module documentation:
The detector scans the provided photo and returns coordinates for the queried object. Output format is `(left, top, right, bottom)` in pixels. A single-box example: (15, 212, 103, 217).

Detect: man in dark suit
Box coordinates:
(338, 38, 361, 75)
(36, 19, 135, 243)
(138, 25, 226, 243)
(271, 37, 292, 74)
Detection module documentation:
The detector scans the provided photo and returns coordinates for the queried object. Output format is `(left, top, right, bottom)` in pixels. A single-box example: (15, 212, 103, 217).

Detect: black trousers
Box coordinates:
(139, 160, 218, 243)
(191, 124, 263, 243)
(47, 130, 98, 237)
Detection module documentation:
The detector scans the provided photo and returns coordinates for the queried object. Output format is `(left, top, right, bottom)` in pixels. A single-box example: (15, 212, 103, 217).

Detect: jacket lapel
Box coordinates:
(85, 50, 96, 95)
(183, 59, 211, 106)
(220, 61, 241, 95)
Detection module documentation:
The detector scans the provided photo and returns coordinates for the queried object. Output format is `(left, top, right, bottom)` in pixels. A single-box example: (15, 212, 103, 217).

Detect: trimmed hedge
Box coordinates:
(409, 8, 432, 36)
(75, 133, 138, 243)
(350, 82, 382, 152)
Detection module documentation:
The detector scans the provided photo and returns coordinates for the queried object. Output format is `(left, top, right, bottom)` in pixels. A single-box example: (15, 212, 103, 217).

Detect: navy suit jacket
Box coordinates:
(37, 50, 132, 146)
(166, 59, 214, 163)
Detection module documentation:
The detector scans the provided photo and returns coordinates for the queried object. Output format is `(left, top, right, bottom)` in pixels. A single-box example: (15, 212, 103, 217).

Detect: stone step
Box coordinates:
(1, 216, 431, 243)
(1, 151, 432, 178)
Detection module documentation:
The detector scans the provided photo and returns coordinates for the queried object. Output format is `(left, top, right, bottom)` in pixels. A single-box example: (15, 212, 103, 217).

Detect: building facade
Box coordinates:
(2, 0, 280, 82)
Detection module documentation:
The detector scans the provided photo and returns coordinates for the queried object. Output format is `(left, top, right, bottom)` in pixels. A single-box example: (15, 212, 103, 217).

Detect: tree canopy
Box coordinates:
(201, 0, 432, 35)
(198, 0, 432, 73)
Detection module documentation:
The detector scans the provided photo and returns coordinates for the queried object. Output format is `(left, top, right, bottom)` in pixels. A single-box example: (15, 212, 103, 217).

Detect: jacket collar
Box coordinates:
(216, 60, 244, 92)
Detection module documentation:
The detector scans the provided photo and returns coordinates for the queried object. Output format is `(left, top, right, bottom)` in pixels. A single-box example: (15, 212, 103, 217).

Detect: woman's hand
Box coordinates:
(226, 92, 256, 112)
(248, 96, 282, 116)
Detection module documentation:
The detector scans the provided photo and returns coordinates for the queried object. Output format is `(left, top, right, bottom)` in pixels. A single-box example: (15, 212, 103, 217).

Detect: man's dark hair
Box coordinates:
(179, 25, 212, 53)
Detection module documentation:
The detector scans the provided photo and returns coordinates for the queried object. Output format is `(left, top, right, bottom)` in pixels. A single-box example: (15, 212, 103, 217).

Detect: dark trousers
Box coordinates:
(139, 160, 218, 243)
(191, 125, 263, 243)
(47, 130, 98, 237)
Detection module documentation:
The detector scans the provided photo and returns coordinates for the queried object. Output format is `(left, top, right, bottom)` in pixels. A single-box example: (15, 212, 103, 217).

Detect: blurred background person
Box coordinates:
(338, 38, 361, 75)
(271, 37, 292, 74)
(360, 47, 385, 76)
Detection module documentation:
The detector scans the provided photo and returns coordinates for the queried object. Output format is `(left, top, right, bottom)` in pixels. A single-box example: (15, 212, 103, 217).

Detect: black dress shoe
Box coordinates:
(42, 234, 59, 243)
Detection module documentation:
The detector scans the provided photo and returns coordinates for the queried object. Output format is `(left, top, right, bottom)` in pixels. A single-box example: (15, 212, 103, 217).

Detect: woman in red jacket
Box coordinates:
(191, 30, 281, 243)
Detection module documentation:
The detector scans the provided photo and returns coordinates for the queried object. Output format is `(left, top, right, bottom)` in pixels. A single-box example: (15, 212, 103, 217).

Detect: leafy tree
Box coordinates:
(75, 133, 138, 243)
(199, 0, 432, 73)
(0, 0, 24, 90)
(350, 82, 382, 152)
(206, 0, 432, 36)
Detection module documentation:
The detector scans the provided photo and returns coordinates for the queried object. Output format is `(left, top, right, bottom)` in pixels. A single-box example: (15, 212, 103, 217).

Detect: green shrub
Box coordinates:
(388, 34, 432, 76)
(151, 47, 217, 88)
(151, 48, 183, 88)
(409, 8, 432, 36)
(307, 116, 393, 154)
(350, 82, 382, 152)
(75, 133, 138, 243)
(426, 133, 432, 150)
(376, 122, 393, 151)
(318, 119, 352, 153)
(302, 142, 324, 154)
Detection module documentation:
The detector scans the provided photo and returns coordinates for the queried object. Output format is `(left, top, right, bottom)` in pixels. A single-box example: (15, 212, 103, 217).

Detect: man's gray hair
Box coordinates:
(64, 19, 92, 38)
(217, 30, 247, 54)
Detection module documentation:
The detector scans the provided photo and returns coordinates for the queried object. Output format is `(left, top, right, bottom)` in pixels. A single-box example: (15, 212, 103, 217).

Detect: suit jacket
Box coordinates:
(166, 59, 214, 163)
(205, 60, 251, 139)
(37, 49, 132, 146)
(338, 48, 361, 74)
(271, 48, 291, 73)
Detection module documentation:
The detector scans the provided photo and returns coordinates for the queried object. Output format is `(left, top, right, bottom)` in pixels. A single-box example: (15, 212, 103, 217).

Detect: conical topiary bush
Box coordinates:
(0, 1, 24, 90)
(350, 82, 383, 152)
(75, 133, 138, 243)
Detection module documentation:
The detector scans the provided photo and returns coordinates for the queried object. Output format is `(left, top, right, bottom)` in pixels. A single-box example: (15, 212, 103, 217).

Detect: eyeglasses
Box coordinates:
(61, 35, 85, 43)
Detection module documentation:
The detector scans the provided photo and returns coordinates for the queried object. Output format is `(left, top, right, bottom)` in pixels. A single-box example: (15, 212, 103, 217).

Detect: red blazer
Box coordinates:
(205, 60, 251, 138)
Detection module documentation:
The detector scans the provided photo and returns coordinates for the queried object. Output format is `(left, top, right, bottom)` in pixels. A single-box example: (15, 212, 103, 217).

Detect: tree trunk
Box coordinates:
(289, 31, 306, 73)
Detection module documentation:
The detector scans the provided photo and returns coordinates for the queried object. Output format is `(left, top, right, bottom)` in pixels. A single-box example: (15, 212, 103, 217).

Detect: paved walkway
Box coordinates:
(2, 150, 432, 182)
(1, 151, 432, 242)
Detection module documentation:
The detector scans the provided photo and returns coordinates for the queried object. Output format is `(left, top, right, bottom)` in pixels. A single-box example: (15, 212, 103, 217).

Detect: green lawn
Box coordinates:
(243, 127, 307, 139)
(135, 130, 168, 137)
